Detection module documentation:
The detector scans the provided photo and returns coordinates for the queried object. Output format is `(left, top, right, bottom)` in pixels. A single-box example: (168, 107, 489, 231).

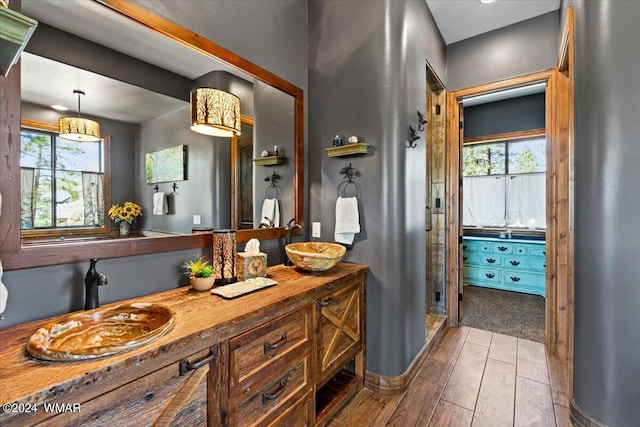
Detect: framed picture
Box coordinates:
(145, 145, 188, 184)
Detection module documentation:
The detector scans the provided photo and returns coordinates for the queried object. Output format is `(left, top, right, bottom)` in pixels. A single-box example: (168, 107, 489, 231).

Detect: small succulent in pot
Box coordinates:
(183, 257, 215, 291)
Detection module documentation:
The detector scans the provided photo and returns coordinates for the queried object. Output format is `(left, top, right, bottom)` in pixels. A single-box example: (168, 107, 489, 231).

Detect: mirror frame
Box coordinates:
(0, 0, 304, 270)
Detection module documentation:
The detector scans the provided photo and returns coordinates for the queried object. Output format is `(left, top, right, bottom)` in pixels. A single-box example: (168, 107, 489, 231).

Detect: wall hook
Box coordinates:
(170, 183, 178, 194)
(153, 185, 159, 192)
(408, 125, 420, 148)
(417, 110, 427, 132)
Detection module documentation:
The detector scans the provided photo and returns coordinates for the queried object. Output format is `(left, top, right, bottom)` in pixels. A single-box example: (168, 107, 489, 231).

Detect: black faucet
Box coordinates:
(283, 219, 303, 266)
(84, 258, 108, 310)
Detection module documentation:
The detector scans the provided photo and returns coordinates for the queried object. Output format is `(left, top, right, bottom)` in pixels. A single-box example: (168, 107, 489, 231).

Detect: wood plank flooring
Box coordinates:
(328, 326, 570, 426)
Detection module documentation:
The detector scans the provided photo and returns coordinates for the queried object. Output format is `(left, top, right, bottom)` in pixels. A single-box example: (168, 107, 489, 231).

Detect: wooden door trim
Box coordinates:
(445, 70, 554, 328)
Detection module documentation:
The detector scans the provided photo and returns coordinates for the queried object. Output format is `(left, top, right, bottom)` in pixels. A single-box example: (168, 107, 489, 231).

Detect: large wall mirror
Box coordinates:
(0, 0, 304, 270)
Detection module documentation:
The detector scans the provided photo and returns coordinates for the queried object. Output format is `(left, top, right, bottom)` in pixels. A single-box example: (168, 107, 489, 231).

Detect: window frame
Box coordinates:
(462, 129, 546, 235)
(20, 120, 112, 241)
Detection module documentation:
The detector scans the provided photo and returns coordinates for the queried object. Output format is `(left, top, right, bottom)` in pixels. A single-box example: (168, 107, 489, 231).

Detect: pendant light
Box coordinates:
(190, 88, 241, 137)
(58, 90, 100, 142)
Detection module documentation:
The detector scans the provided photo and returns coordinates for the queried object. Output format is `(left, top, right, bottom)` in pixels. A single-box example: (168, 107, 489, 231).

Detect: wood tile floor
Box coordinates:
(328, 326, 571, 426)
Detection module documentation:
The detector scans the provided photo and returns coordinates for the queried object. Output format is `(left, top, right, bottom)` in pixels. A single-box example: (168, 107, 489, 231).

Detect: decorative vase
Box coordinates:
(190, 276, 215, 292)
(119, 221, 131, 237)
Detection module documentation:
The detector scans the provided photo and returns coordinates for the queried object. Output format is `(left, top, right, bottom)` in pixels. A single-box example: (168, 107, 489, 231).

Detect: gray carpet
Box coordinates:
(461, 285, 545, 342)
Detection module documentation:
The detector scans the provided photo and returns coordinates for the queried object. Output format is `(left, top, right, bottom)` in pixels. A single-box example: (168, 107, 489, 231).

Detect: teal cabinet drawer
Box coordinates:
(513, 245, 527, 256)
(528, 245, 546, 257)
(503, 256, 526, 269)
(527, 259, 546, 272)
(480, 255, 501, 266)
(464, 266, 501, 283)
(492, 243, 512, 254)
(462, 242, 478, 253)
(503, 270, 544, 288)
(479, 243, 492, 253)
(463, 253, 480, 265)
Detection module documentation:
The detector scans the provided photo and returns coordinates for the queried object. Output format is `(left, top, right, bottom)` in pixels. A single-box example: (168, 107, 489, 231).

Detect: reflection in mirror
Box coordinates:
(18, 1, 296, 239)
(0, 0, 303, 270)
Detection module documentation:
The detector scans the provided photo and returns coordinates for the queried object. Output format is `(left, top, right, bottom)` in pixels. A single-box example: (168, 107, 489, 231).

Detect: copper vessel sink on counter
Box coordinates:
(27, 303, 175, 362)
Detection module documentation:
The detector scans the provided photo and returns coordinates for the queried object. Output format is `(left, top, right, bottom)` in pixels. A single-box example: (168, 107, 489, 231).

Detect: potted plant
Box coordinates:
(108, 201, 142, 237)
(183, 257, 215, 291)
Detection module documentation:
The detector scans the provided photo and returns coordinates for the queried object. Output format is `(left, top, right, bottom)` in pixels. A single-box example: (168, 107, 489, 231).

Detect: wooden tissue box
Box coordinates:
(236, 252, 267, 280)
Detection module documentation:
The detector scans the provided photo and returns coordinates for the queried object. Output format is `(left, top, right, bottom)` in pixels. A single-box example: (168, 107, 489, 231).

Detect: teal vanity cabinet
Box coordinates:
(462, 236, 546, 297)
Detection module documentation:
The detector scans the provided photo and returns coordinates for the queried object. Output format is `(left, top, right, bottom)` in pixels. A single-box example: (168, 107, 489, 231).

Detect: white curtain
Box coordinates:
(82, 172, 104, 226)
(463, 173, 546, 229)
(20, 168, 35, 229)
(463, 176, 506, 227)
(506, 174, 546, 228)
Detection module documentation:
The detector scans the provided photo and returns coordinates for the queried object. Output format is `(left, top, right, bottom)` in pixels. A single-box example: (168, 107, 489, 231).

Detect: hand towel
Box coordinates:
(153, 192, 168, 215)
(0, 260, 7, 315)
(335, 196, 360, 245)
(260, 198, 280, 227)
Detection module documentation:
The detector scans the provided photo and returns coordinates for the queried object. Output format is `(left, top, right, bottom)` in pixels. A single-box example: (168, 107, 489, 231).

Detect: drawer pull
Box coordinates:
(262, 377, 288, 404)
(463, 256, 468, 261)
(463, 245, 468, 250)
(498, 246, 508, 252)
(263, 332, 288, 354)
(510, 260, 520, 266)
(317, 296, 333, 308)
(486, 258, 496, 263)
(179, 345, 218, 376)
(510, 276, 521, 282)
(543, 251, 546, 255)
(485, 273, 495, 279)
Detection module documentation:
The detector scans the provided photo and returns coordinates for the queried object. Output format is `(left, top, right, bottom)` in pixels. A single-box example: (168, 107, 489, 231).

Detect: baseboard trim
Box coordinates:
(364, 318, 447, 395)
(570, 400, 608, 427)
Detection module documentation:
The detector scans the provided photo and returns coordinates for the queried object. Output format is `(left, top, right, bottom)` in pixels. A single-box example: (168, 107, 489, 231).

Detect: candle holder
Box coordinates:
(212, 229, 237, 285)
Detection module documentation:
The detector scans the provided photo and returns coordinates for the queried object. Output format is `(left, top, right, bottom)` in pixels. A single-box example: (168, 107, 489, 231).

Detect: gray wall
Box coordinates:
(563, 0, 640, 425)
(1, 0, 308, 328)
(253, 81, 296, 227)
(464, 93, 546, 139)
(308, 0, 445, 377)
(447, 11, 559, 91)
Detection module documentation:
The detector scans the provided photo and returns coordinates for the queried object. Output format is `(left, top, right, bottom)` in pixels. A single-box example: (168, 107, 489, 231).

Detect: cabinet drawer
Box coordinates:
(503, 256, 526, 269)
(462, 241, 478, 253)
(479, 254, 501, 266)
(233, 357, 310, 427)
(39, 347, 212, 427)
(492, 242, 513, 254)
(527, 258, 546, 272)
(503, 270, 545, 288)
(528, 245, 546, 257)
(230, 306, 311, 394)
(267, 391, 313, 427)
(478, 243, 492, 253)
(462, 253, 479, 265)
(463, 266, 501, 284)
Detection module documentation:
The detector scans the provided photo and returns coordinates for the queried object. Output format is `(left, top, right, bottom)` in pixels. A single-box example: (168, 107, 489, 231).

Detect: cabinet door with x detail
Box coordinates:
(315, 280, 363, 384)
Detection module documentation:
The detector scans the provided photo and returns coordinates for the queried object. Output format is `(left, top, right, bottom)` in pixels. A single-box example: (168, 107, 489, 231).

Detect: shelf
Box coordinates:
(325, 143, 369, 157)
(315, 368, 360, 424)
(0, 7, 38, 77)
(253, 155, 283, 166)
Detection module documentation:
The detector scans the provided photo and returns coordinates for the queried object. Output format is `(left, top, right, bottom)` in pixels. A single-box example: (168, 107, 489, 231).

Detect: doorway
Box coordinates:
(457, 86, 548, 341)
(425, 62, 447, 338)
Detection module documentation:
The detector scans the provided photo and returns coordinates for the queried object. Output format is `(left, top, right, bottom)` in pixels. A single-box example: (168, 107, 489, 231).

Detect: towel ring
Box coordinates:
(337, 180, 361, 198)
(265, 185, 282, 199)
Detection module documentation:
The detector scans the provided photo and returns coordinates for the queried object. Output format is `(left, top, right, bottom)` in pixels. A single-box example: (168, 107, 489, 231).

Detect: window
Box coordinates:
(463, 137, 546, 229)
(20, 128, 106, 230)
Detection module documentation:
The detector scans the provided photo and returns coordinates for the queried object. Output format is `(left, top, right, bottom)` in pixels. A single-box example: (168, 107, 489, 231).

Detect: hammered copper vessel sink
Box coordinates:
(285, 242, 346, 272)
(27, 303, 175, 362)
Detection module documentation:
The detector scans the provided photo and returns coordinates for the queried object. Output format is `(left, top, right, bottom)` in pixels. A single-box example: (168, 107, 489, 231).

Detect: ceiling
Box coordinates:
(20, 0, 251, 124)
(426, 0, 560, 45)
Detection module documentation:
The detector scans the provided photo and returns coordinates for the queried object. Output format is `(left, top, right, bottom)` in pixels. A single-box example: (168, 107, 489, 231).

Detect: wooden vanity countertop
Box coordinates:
(0, 262, 367, 407)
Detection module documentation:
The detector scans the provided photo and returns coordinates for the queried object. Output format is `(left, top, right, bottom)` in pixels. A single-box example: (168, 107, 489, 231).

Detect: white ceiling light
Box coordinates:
(50, 104, 69, 111)
(480, 0, 497, 4)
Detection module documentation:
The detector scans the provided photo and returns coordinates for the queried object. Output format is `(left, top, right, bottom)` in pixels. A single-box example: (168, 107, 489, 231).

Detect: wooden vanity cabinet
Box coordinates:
(0, 263, 367, 427)
(39, 346, 216, 426)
